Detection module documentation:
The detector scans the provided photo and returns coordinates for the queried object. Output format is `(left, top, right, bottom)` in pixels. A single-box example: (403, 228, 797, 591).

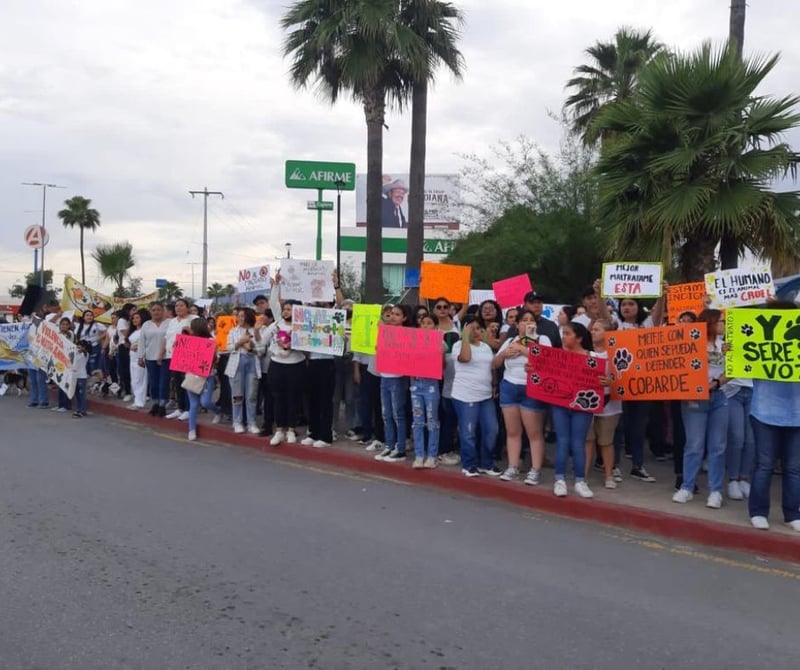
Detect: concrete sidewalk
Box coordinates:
(36, 393, 800, 564)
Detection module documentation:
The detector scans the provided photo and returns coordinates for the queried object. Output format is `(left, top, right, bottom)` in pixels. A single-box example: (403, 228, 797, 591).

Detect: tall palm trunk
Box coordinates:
(680, 234, 718, 282)
(80, 225, 86, 284)
(364, 87, 386, 303)
(404, 80, 428, 305)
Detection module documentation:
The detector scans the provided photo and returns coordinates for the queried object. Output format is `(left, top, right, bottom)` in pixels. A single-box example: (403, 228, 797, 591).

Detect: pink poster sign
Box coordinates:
(526, 344, 606, 413)
(169, 334, 216, 376)
(375, 325, 443, 379)
(492, 274, 533, 309)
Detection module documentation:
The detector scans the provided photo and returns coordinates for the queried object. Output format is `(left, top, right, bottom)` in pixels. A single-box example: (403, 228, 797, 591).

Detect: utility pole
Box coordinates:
(22, 182, 65, 286)
(189, 187, 224, 298)
(185, 261, 200, 298)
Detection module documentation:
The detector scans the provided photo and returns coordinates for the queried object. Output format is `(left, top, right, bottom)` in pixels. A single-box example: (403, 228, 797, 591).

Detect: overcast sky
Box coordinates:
(1, 0, 798, 296)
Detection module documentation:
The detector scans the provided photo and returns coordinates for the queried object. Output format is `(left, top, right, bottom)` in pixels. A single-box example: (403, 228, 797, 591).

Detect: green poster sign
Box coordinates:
(285, 160, 356, 191)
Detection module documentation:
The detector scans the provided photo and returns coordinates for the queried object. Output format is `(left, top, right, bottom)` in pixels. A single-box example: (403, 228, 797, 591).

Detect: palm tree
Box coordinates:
(282, 0, 428, 302)
(58, 196, 101, 284)
(158, 281, 184, 302)
(594, 43, 800, 281)
(402, 0, 465, 299)
(92, 242, 136, 297)
(207, 282, 226, 308)
(564, 27, 663, 145)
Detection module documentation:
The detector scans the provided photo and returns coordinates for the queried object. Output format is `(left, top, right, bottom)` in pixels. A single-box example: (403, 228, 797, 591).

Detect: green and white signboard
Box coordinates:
(285, 160, 356, 191)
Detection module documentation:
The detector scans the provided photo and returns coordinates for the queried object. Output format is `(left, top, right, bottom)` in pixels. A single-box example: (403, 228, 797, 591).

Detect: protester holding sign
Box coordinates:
(163, 299, 197, 422)
(409, 314, 443, 469)
(183, 318, 220, 441)
(673, 310, 729, 509)
(433, 297, 463, 465)
(225, 307, 264, 435)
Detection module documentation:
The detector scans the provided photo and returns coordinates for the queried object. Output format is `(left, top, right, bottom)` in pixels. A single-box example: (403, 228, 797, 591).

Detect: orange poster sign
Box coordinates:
(605, 323, 709, 401)
(666, 282, 706, 324)
(419, 261, 471, 304)
(215, 315, 236, 352)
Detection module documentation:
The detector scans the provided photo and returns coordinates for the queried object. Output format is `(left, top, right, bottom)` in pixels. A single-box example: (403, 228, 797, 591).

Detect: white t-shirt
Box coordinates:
(165, 315, 198, 358)
(451, 341, 494, 403)
(116, 317, 130, 345)
(75, 320, 106, 346)
(619, 316, 654, 330)
(593, 350, 621, 416)
(498, 335, 552, 386)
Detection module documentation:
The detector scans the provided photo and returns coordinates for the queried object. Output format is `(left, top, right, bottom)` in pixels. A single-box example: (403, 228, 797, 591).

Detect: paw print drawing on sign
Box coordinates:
(785, 316, 800, 340)
(612, 348, 633, 376)
(608, 337, 617, 347)
(740, 324, 754, 337)
(570, 390, 600, 411)
(586, 357, 597, 369)
(530, 344, 541, 356)
(744, 364, 753, 373)
(690, 328, 701, 340)
(696, 385, 705, 394)
(616, 386, 625, 397)
(690, 358, 702, 370)
(530, 373, 541, 385)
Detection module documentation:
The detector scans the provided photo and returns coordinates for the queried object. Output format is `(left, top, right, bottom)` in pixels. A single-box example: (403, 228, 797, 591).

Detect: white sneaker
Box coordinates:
(750, 516, 770, 530)
(364, 440, 382, 452)
(122, 394, 132, 402)
(672, 488, 693, 503)
(412, 457, 424, 469)
(233, 423, 245, 434)
(270, 430, 285, 446)
(165, 410, 181, 419)
(312, 440, 331, 448)
(574, 481, 594, 498)
(188, 430, 197, 441)
(739, 480, 751, 498)
(178, 411, 190, 421)
(727, 480, 743, 500)
(524, 469, 541, 486)
(423, 457, 437, 469)
(286, 430, 297, 444)
(706, 491, 723, 509)
(553, 479, 568, 497)
(604, 478, 618, 489)
(300, 437, 315, 446)
(375, 447, 392, 461)
(499, 466, 519, 482)
(787, 520, 800, 532)
(212, 414, 222, 424)
(612, 467, 623, 482)
(247, 425, 260, 434)
(440, 453, 461, 466)
(127, 403, 140, 410)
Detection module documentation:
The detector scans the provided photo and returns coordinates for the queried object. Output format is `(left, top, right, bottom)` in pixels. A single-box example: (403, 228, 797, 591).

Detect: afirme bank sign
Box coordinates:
(285, 160, 356, 191)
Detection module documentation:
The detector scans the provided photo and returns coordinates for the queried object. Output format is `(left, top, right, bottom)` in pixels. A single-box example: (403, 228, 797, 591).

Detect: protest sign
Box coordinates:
(725, 308, 800, 381)
(540, 304, 566, 324)
(0, 322, 30, 370)
(468, 289, 495, 306)
(28, 318, 77, 398)
(215, 315, 236, 352)
(279, 259, 335, 304)
(237, 265, 271, 293)
(526, 345, 606, 413)
(704, 266, 774, 309)
(169, 334, 216, 376)
(605, 324, 708, 401)
(291, 306, 347, 356)
(350, 304, 382, 355)
(375, 324, 444, 379)
(420, 261, 471, 304)
(61, 277, 159, 325)
(492, 275, 533, 309)
(601, 262, 663, 298)
(404, 268, 420, 289)
(666, 282, 706, 324)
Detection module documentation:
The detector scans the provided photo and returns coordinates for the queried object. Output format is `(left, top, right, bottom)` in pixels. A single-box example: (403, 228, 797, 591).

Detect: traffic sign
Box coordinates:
(24, 225, 49, 249)
(155, 278, 167, 288)
(285, 160, 356, 191)
(306, 200, 335, 211)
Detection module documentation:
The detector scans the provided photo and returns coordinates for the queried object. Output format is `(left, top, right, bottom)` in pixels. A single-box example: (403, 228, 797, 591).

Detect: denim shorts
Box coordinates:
(499, 378, 546, 412)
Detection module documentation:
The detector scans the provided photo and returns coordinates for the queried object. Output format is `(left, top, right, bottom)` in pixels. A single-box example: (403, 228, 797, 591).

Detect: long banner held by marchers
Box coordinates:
(0, 322, 30, 370)
(61, 277, 159, 325)
(725, 308, 800, 381)
(375, 324, 443, 379)
(28, 318, 77, 398)
(526, 345, 606, 413)
(291, 306, 347, 356)
(605, 323, 708, 401)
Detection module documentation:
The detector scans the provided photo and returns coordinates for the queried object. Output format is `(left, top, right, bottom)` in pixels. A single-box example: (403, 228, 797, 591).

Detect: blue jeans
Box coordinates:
(439, 396, 459, 455)
(453, 398, 498, 471)
(726, 387, 754, 481)
(551, 406, 593, 480)
(380, 377, 409, 453)
(28, 368, 49, 406)
(158, 359, 172, 405)
(74, 378, 87, 414)
(622, 401, 650, 468)
(188, 376, 219, 431)
(680, 390, 729, 493)
(146, 360, 168, 404)
(748, 416, 800, 523)
(230, 354, 258, 427)
(410, 379, 440, 459)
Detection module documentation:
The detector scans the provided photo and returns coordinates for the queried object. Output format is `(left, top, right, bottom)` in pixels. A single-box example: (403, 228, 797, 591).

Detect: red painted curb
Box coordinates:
(89, 398, 800, 565)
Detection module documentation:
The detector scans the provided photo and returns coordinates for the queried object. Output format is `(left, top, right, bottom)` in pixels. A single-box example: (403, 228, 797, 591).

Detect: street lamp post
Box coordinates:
(22, 182, 65, 286)
(285, 243, 292, 259)
(334, 180, 344, 274)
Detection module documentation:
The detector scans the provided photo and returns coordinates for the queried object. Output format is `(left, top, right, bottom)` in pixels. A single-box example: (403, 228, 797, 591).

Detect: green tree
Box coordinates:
(282, 0, 428, 302)
(92, 242, 136, 297)
(593, 43, 800, 281)
(402, 0, 465, 302)
(8, 270, 61, 303)
(207, 282, 226, 308)
(158, 281, 184, 302)
(564, 27, 663, 145)
(57, 196, 101, 284)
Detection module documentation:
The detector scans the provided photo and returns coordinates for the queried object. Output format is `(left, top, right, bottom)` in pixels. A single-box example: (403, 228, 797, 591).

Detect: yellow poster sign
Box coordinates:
(725, 308, 800, 381)
(61, 277, 159, 324)
(350, 304, 382, 355)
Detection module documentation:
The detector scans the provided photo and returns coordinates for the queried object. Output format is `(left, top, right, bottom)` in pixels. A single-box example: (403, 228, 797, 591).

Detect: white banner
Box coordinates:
(705, 266, 775, 309)
(279, 259, 335, 304)
(28, 318, 77, 398)
(290, 306, 347, 356)
(237, 265, 271, 294)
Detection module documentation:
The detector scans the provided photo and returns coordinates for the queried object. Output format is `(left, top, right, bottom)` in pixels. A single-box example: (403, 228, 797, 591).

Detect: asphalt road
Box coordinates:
(1, 396, 799, 670)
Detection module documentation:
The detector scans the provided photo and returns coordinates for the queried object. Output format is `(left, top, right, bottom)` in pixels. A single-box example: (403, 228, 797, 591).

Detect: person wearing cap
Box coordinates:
(381, 179, 408, 228)
(522, 292, 562, 348)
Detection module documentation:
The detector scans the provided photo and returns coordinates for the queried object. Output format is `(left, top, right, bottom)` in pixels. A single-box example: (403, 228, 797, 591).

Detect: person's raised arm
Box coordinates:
(457, 323, 473, 363)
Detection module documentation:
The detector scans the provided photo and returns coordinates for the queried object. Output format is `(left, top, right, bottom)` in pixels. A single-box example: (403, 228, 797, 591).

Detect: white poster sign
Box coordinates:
(291, 306, 347, 356)
(237, 265, 271, 293)
(279, 259, 336, 304)
(704, 266, 775, 309)
(28, 318, 77, 398)
(601, 262, 663, 298)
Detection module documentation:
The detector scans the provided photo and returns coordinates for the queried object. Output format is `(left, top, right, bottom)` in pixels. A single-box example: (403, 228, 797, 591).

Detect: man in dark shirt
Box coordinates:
(522, 291, 562, 348)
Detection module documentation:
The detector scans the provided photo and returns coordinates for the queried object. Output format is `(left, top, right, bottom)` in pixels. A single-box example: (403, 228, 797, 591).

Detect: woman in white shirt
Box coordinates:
(226, 307, 263, 434)
(163, 298, 197, 421)
(74, 310, 106, 374)
(451, 316, 499, 477)
(494, 310, 551, 484)
(115, 303, 135, 402)
(127, 309, 149, 410)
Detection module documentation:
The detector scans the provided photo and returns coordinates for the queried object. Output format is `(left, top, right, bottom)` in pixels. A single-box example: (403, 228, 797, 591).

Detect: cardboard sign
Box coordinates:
(375, 324, 444, 379)
(540, 304, 567, 324)
(526, 345, 606, 413)
(237, 265, 271, 293)
(215, 315, 236, 352)
(725, 308, 800, 381)
(28, 318, 77, 398)
(468, 289, 495, 306)
(492, 275, 533, 309)
(169, 334, 216, 376)
(0, 322, 30, 370)
(280, 259, 335, 304)
(704, 266, 775, 309)
(61, 277, 159, 325)
(350, 304, 382, 355)
(420, 261, 471, 304)
(601, 262, 663, 298)
(666, 282, 706, 324)
(291, 306, 347, 356)
(605, 324, 708, 400)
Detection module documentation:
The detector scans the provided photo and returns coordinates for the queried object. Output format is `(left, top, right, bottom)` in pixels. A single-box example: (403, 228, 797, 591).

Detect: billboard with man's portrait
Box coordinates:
(355, 173, 459, 230)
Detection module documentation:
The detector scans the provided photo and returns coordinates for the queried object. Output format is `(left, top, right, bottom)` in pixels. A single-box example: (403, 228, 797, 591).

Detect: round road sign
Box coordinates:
(24, 225, 49, 249)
